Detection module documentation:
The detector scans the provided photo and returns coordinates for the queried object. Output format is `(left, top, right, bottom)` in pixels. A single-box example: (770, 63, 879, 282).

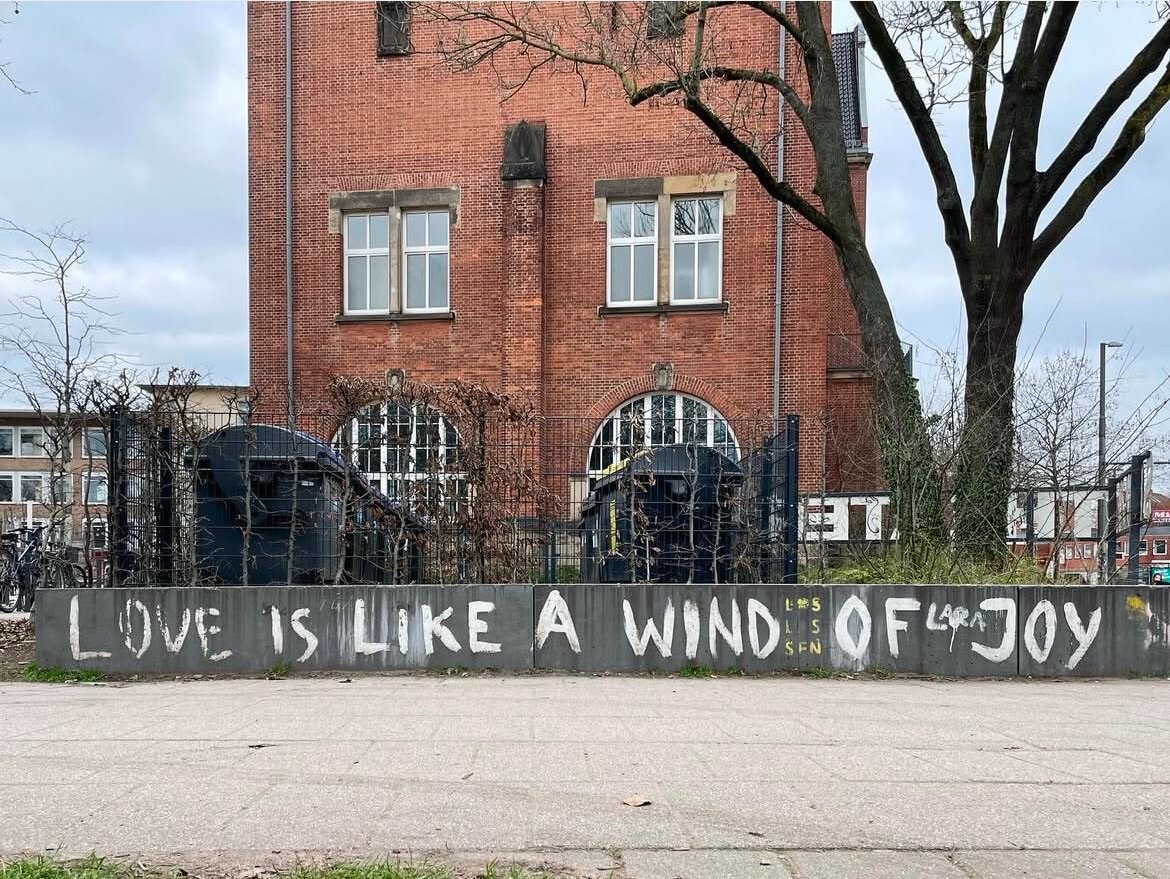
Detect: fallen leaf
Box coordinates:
(747, 831, 764, 837)
(338, 677, 352, 684)
(461, 772, 474, 780)
(247, 743, 275, 750)
(622, 795, 651, 807)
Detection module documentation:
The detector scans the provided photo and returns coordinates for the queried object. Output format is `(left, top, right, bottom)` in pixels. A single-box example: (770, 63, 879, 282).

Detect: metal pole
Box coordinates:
(1128, 453, 1144, 584)
(782, 414, 800, 584)
(1097, 341, 1121, 581)
(1025, 490, 1036, 558)
(285, 1, 296, 433)
(157, 427, 174, 587)
(1097, 343, 1107, 581)
(1106, 474, 1119, 584)
(770, 3, 786, 420)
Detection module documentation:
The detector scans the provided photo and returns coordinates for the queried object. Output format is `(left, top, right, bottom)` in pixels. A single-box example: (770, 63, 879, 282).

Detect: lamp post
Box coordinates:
(1097, 340, 1123, 581)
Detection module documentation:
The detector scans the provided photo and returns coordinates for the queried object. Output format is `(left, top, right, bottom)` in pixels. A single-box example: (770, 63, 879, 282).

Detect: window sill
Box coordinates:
(597, 302, 728, 317)
(336, 311, 456, 324)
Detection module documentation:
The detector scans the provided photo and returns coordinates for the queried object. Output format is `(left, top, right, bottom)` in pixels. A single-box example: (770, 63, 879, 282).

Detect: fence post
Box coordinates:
(757, 428, 776, 582)
(1025, 490, 1036, 558)
(1106, 475, 1119, 584)
(782, 414, 800, 585)
(1128, 453, 1144, 585)
(157, 426, 174, 587)
(107, 407, 130, 588)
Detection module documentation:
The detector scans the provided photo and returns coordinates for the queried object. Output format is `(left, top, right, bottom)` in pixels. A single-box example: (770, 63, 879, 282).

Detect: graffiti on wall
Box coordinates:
(43, 583, 1170, 677)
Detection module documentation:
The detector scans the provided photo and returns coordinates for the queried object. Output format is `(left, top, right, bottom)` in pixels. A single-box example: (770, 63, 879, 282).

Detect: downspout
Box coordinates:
(770, 3, 786, 421)
(285, 1, 295, 431)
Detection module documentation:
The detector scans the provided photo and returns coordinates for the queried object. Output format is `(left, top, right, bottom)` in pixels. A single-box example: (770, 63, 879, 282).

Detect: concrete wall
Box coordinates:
(36, 584, 1170, 678)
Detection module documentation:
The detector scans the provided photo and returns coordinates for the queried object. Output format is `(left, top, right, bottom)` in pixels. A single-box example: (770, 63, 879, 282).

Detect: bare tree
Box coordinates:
(1014, 346, 1169, 577)
(0, 219, 123, 546)
(1, 2, 29, 96)
(417, 1, 1170, 560)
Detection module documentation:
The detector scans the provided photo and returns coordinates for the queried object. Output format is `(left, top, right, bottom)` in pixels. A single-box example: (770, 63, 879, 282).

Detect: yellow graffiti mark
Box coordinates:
(1126, 595, 1147, 617)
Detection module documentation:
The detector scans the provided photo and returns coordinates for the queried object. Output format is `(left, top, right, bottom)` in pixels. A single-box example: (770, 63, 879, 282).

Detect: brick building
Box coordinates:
(247, 2, 878, 503)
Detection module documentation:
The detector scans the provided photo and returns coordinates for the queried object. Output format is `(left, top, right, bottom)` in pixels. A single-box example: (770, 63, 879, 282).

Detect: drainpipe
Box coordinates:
(285, 1, 295, 431)
(771, 3, 786, 422)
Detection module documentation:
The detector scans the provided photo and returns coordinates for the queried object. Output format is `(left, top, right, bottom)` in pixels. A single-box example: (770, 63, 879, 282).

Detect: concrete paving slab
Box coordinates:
(622, 849, 794, 879)
(954, 850, 1150, 879)
(0, 676, 1168, 878)
(1116, 850, 1170, 879)
(784, 850, 968, 879)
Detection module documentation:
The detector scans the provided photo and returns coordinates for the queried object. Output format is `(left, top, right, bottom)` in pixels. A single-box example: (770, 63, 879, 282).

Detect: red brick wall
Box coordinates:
(247, 1, 875, 491)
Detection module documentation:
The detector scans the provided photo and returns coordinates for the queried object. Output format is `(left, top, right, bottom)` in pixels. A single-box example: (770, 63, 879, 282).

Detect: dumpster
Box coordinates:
(579, 444, 744, 583)
(188, 424, 423, 585)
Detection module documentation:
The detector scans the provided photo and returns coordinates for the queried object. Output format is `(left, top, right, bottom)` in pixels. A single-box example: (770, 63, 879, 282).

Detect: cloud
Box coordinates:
(0, 0, 247, 399)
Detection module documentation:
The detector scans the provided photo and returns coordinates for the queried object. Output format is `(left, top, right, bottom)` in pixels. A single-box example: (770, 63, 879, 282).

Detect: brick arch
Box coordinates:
(584, 373, 744, 425)
(568, 375, 745, 464)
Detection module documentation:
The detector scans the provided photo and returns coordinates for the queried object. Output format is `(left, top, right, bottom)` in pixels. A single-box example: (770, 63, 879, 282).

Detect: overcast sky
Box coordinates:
(0, 2, 1166, 441)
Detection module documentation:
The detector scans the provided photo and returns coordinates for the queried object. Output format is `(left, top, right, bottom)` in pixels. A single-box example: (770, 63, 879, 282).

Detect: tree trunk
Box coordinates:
(954, 282, 1025, 559)
(835, 240, 945, 548)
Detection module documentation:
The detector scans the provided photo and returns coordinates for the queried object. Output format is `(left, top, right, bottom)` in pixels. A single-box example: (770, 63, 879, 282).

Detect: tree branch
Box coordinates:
(681, 92, 840, 242)
(1036, 17, 1170, 210)
(1031, 61, 1170, 272)
(629, 65, 812, 127)
(853, 1, 973, 288)
(968, 1, 1043, 255)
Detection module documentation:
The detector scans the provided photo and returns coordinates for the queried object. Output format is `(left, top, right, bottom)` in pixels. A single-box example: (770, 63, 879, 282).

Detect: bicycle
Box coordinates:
(0, 526, 83, 613)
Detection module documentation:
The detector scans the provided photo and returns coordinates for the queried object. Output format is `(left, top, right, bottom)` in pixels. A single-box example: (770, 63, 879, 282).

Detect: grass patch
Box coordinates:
(286, 865, 451, 879)
(0, 857, 554, 879)
(0, 858, 126, 879)
(21, 663, 105, 684)
(480, 865, 554, 879)
(678, 665, 716, 678)
(804, 665, 833, 679)
(263, 661, 291, 680)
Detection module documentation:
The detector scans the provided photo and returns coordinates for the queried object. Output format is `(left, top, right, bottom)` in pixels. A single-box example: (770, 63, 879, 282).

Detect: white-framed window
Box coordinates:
(607, 200, 657, 305)
(83, 427, 107, 459)
(671, 196, 722, 302)
(1155, 539, 1168, 556)
(588, 392, 738, 479)
(403, 210, 450, 312)
(0, 427, 12, 457)
(1139, 540, 1149, 554)
(47, 472, 70, 504)
(84, 516, 107, 549)
(19, 426, 45, 457)
(83, 474, 108, 505)
(339, 402, 462, 502)
(344, 212, 391, 314)
(19, 473, 44, 503)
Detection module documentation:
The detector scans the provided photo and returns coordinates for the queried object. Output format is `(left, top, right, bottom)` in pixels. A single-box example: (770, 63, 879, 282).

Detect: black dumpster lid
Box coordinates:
(190, 424, 418, 521)
(585, 443, 744, 500)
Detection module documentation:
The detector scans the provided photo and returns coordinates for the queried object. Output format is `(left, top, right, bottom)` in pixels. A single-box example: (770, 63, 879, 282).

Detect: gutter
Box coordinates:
(771, 3, 786, 422)
(285, 1, 295, 431)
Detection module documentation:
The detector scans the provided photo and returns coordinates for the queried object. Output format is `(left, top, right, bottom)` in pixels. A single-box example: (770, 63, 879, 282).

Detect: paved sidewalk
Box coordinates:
(1, 676, 1169, 878)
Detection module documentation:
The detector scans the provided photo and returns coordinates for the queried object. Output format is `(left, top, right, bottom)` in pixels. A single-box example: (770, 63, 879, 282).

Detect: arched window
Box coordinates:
(588, 392, 737, 478)
(340, 402, 460, 500)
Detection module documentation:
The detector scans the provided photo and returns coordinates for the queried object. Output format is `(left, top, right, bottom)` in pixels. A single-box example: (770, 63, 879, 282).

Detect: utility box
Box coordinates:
(188, 424, 422, 585)
(579, 444, 745, 583)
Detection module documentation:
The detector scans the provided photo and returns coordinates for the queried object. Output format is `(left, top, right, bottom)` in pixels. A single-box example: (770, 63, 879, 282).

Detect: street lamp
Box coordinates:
(1097, 340, 1123, 580)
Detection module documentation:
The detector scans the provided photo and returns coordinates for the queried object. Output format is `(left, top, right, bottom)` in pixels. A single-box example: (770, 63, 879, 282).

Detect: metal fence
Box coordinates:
(103, 404, 799, 587)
